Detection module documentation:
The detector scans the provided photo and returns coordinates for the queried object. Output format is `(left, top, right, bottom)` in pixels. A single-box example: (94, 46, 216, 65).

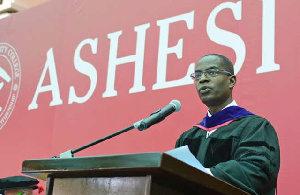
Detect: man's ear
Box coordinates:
(229, 75, 236, 89)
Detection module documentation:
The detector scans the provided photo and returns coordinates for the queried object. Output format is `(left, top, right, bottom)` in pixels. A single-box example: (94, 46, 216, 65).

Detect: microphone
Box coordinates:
(134, 100, 181, 131)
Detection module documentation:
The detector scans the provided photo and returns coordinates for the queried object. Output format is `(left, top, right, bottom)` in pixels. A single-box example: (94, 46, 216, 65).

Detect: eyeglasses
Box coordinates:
(190, 69, 233, 80)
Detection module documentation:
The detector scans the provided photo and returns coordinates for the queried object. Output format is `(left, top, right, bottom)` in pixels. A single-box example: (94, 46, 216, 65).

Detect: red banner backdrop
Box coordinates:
(0, 0, 297, 194)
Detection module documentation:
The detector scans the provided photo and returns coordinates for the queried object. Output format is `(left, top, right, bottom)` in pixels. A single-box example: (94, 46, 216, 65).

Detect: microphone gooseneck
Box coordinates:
(54, 99, 181, 158)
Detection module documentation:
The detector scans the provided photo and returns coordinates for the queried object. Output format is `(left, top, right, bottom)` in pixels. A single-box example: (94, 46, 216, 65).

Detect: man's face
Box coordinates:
(194, 55, 235, 107)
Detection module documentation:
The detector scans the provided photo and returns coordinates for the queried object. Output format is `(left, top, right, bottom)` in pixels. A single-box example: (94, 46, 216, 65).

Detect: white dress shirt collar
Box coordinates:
(207, 100, 238, 117)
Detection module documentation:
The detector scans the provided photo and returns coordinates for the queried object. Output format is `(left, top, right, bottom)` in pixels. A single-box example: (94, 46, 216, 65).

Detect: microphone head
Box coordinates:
(170, 100, 181, 112)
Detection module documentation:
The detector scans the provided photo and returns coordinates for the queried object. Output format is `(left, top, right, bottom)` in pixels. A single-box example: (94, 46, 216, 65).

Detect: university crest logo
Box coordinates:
(0, 43, 21, 131)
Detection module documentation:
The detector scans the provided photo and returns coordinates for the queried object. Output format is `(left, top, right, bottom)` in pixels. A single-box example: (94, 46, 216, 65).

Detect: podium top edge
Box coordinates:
(24, 152, 164, 161)
(22, 152, 167, 174)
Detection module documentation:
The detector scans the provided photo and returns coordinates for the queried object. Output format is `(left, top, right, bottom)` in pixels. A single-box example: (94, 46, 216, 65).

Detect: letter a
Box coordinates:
(28, 48, 63, 110)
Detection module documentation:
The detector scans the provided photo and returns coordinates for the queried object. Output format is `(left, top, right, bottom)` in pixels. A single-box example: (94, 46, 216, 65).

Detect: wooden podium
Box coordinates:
(22, 153, 249, 195)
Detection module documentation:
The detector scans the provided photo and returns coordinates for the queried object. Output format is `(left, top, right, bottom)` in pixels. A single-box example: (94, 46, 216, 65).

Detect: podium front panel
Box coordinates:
(51, 176, 151, 195)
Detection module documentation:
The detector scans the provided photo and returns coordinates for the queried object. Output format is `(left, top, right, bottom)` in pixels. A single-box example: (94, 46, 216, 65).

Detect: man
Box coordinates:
(176, 54, 280, 195)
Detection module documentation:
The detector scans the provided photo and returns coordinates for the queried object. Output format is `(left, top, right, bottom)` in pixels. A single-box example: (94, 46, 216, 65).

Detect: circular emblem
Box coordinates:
(0, 43, 21, 131)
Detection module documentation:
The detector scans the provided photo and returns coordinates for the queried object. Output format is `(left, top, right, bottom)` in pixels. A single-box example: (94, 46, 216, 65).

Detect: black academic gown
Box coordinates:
(176, 115, 280, 195)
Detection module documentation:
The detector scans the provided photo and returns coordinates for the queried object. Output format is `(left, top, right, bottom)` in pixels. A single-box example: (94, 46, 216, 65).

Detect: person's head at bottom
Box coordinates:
(4, 188, 33, 195)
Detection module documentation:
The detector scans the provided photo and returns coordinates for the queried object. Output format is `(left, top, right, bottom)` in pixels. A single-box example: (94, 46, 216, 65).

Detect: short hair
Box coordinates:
(201, 54, 234, 75)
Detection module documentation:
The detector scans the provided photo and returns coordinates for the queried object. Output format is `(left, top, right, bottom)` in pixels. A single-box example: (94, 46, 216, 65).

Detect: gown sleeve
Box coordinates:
(210, 117, 280, 195)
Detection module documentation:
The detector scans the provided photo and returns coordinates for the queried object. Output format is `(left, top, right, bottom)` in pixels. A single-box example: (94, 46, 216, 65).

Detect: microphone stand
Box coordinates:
(52, 99, 181, 158)
(53, 125, 134, 158)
